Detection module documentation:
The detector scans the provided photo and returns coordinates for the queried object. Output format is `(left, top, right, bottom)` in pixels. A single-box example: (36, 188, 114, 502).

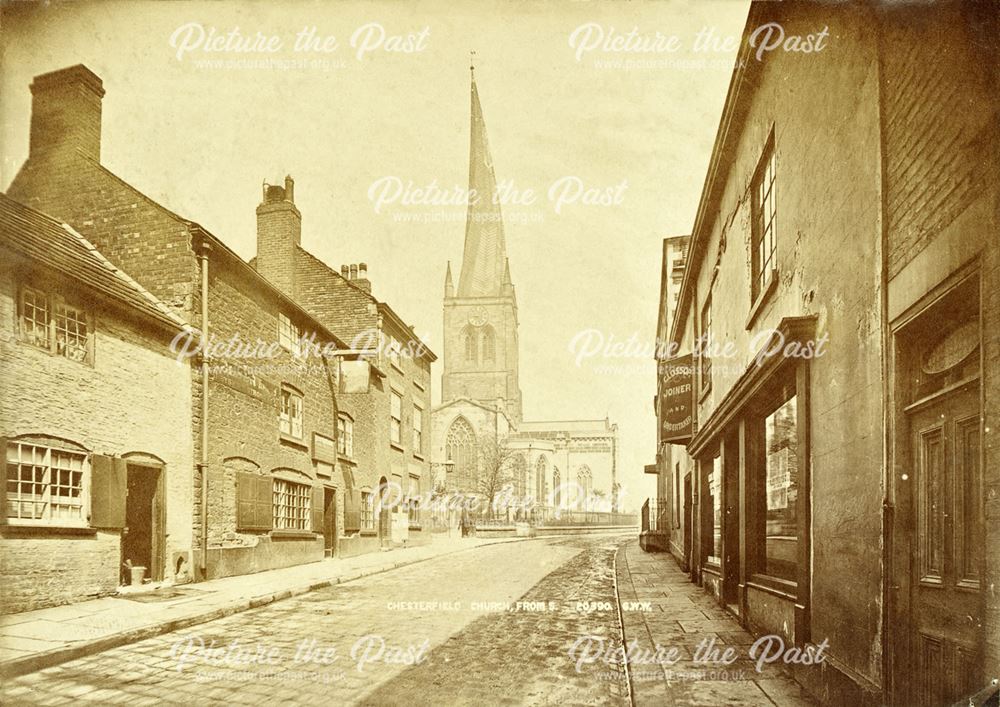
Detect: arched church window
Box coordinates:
(535, 456, 548, 505)
(552, 467, 561, 508)
(463, 326, 478, 363)
(577, 465, 592, 503)
(446, 417, 477, 491)
(481, 325, 496, 362)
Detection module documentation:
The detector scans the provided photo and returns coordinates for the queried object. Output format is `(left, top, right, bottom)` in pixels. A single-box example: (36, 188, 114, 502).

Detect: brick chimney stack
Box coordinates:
(28, 65, 105, 162)
(255, 175, 301, 297)
(340, 262, 372, 293)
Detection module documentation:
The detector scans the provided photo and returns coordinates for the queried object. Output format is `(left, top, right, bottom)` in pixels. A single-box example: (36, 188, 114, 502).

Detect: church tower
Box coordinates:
(441, 64, 522, 423)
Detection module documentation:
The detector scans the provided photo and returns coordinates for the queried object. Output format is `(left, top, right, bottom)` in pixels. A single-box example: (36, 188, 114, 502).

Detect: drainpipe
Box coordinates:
(874, 11, 893, 701)
(197, 236, 212, 577)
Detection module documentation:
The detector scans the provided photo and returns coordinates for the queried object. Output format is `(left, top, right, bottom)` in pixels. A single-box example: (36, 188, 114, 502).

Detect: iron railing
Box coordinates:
(641, 499, 667, 533)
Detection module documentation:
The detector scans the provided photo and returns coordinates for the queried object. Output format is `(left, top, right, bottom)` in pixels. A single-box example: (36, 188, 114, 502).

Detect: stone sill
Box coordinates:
(279, 434, 309, 452)
(270, 530, 319, 541)
(1, 524, 98, 537)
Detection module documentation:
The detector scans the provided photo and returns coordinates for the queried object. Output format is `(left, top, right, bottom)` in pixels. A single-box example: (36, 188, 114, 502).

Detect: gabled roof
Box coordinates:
(0, 192, 190, 333)
(431, 396, 514, 425)
(62, 153, 348, 350)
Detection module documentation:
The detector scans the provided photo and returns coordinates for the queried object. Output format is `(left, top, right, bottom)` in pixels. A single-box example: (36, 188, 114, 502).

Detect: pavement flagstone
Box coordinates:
(615, 540, 817, 707)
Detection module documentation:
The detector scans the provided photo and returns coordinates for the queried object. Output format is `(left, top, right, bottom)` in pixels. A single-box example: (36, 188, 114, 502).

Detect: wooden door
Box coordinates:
(906, 384, 983, 705)
(683, 473, 692, 572)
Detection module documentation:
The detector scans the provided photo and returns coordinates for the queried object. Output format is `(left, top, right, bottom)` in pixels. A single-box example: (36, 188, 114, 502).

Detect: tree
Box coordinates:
(477, 436, 518, 519)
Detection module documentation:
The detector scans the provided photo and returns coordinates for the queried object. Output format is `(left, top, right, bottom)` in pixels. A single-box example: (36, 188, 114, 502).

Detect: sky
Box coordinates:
(0, 0, 750, 510)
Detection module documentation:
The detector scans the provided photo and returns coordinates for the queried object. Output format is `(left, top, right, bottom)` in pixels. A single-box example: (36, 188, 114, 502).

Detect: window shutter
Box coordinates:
(311, 485, 325, 533)
(236, 473, 273, 532)
(254, 475, 273, 531)
(344, 489, 360, 532)
(236, 472, 255, 531)
(90, 455, 126, 529)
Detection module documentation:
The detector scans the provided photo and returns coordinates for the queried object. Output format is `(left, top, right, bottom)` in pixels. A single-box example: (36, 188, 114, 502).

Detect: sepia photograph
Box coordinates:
(0, 1, 997, 705)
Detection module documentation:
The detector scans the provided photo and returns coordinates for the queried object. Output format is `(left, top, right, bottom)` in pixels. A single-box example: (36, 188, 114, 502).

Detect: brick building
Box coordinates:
(250, 177, 437, 555)
(6, 65, 354, 581)
(0, 193, 194, 613)
(652, 3, 998, 705)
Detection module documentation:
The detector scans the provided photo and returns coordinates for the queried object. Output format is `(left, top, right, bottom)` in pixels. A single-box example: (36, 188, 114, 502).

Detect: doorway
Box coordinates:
(892, 272, 984, 706)
(722, 432, 741, 616)
(682, 472, 692, 572)
(378, 476, 391, 550)
(323, 487, 337, 557)
(121, 464, 164, 584)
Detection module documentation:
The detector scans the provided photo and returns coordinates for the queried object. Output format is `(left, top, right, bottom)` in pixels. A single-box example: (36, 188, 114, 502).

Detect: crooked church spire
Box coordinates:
(457, 65, 509, 298)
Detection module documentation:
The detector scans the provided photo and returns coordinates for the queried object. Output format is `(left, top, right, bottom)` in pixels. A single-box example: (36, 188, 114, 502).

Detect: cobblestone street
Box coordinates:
(2, 536, 630, 706)
(1, 535, 822, 706)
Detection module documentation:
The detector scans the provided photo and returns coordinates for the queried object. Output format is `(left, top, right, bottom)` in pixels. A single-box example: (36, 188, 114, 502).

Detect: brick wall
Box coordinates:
(881, 2, 1000, 683)
(8, 152, 200, 319)
(200, 254, 340, 572)
(7, 77, 344, 578)
(288, 242, 435, 536)
(881, 4, 998, 279)
(0, 253, 193, 613)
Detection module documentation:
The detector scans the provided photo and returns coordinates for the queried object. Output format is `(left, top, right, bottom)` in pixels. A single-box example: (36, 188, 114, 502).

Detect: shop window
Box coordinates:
(750, 386, 799, 583)
(704, 453, 722, 566)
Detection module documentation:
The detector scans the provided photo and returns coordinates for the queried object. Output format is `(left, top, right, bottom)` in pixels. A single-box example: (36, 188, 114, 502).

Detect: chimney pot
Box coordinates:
(284, 175, 295, 203)
(341, 265, 349, 278)
(358, 263, 368, 279)
(350, 264, 358, 280)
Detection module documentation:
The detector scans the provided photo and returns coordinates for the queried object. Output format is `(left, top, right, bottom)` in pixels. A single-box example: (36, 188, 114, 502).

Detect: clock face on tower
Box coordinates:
(468, 306, 489, 327)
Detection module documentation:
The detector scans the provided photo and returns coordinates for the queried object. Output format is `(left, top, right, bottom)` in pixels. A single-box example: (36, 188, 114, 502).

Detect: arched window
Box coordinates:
(535, 456, 548, 505)
(552, 467, 561, 508)
(446, 417, 477, 491)
(463, 326, 478, 363)
(577, 465, 593, 504)
(481, 325, 496, 362)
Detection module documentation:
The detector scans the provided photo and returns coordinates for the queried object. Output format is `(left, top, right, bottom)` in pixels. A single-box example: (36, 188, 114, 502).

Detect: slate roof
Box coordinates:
(0, 192, 190, 333)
